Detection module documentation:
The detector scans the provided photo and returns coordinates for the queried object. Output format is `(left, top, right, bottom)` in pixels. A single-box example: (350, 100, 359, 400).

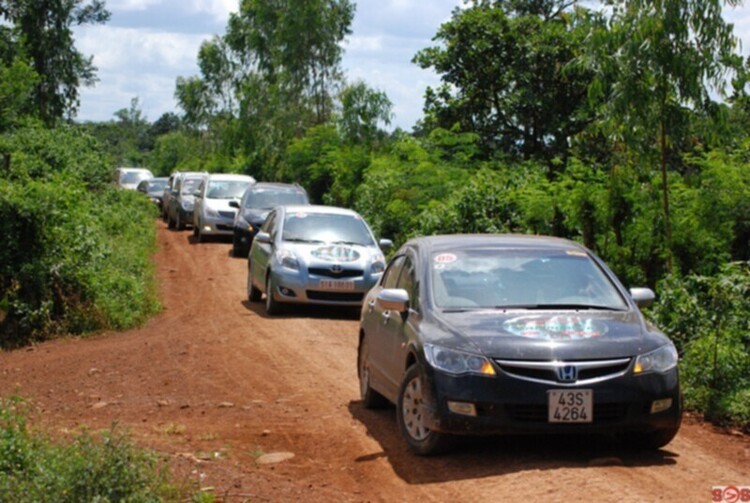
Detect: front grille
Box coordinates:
(218, 211, 235, 219)
(495, 358, 631, 386)
(505, 402, 628, 423)
(216, 224, 234, 231)
(306, 290, 364, 302)
(308, 267, 364, 279)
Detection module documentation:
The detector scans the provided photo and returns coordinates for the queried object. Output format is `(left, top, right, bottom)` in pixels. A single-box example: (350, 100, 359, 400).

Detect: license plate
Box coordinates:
(548, 389, 593, 423)
(318, 280, 355, 290)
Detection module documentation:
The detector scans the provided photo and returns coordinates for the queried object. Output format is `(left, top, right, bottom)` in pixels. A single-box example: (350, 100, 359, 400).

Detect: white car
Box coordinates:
(193, 173, 256, 242)
(115, 167, 153, 190)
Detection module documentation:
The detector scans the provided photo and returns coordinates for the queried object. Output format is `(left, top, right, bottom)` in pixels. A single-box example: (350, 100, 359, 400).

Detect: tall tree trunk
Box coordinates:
(660, 120, 672, 272)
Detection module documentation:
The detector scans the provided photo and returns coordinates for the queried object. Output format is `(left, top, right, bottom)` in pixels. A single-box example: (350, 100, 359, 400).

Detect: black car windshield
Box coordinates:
(147, 180, 167, 193)
(207, 180, 251, 199)
(282, 212, 375, 246)
(244, 189, 308, 209)
(432, 248, 628, 310)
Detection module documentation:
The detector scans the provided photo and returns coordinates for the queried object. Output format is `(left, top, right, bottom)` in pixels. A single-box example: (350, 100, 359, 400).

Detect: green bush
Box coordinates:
(0, 125, 160, 346)
(0, 397, 184, 501)
(649, 263, 750, 429)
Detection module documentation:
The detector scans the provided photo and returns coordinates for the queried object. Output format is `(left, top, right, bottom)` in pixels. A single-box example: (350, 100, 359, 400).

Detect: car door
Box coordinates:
(380, 253, 420, 387)
(364, 255, 405, 397)
(250, 209, 278, 292)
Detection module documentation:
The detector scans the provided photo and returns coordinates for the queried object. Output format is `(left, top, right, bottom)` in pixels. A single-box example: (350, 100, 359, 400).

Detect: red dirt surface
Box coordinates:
(1, 221, 748, 502)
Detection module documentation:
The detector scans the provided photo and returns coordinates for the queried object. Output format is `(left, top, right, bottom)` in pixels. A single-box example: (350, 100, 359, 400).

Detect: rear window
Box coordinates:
(244, 188, 308, 209)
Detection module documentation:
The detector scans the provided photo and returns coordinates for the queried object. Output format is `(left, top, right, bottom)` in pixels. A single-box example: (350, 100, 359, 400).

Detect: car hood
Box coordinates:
(283, 242, 379, 267)
(241, 208, 270, 224)
(206, 198, 239, 212)
(430, 310, 666, 360)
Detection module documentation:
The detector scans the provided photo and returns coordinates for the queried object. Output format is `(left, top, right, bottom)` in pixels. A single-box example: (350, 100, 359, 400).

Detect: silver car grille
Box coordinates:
(494, 358, 632, 386)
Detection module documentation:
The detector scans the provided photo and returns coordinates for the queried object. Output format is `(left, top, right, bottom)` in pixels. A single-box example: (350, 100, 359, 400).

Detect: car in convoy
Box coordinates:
(115, 167, 153, 190)
(246, 205, 392, 315)
(229, 182, 309, 257)
(357, 234, 682, 455)
(137, 177, 168, 208)
(193, 173, 256, 242)
(167, 172, 206, 230)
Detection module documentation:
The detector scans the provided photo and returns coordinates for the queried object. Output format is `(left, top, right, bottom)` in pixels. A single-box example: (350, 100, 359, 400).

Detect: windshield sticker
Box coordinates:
(566, 250, 587, 257)
(434, 253, 457, 265)
(292, 212, 308, 219)
(311, 245, 361, 262)
(503, 315, 607, 340)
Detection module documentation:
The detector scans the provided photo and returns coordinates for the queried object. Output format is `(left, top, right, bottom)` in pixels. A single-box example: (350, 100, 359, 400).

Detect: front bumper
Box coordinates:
(269, 267, 382, 307)
(421, 364, 682, 436)
(199, 214, 235, 236)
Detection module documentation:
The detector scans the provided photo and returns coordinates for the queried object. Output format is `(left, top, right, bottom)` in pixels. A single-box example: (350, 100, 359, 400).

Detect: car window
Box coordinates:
(182, 178, 202, 195)
(382, 256, 405, 289)
(431, 248, 628, 309)
(262, 211, 277, 234)
(244, 188, 308, 209)
(281, 212, 375, 246)
(207, 180, 251, 199)
(397, 255, 419, 310)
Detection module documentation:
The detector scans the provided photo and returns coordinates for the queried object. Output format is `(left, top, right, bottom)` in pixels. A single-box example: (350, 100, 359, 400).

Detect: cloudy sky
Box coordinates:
(73, 0, 750, 131)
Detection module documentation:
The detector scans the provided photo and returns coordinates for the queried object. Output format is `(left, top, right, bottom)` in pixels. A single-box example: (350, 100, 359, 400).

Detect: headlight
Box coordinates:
(181, 200, 194, 211)
(424, 343, 496, 376)
(634, 344, 678, 374)
(371, 253, 385, 274)
(275, 249, 299, 271)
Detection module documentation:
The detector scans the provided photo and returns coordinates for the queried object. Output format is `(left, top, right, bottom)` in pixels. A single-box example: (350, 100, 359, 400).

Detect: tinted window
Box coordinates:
(382, 256, 405, 289)
(431, 248, 627, 310)
(281, 212, 375, 246)
(181, 177, 202, 194)
(244, 188, 308, 209)
(397, 256, 419, 309)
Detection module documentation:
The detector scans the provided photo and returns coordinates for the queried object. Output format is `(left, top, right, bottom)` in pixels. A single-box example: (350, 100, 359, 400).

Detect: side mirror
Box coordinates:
(255, 231, 272, 244)
(229, 200, 240, 209)
(376, 288, 409, 313)
(630, 287, 655, 308)
(379, 239, 393, 251)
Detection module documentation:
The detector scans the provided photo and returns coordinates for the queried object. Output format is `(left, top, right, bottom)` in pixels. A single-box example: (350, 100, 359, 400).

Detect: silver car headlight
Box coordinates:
(275, 249, 299, 271)
(634, 344, 678, 374)
(181, 200, 194, 211)
(424, 343, 496, 376)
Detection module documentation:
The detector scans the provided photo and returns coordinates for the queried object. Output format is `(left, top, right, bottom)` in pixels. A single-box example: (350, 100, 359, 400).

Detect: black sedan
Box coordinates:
(357, 234, 682, 455)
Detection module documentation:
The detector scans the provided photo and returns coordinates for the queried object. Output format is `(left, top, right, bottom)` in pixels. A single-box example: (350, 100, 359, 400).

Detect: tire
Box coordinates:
(176, 211, 184, 230)
(265, 274, 283, 315)
(167, 211, 175, 229)
(397, 364, 452, 456)
(247, 263, 262, 302)
(195, 222, 204, 243)
(358, 335, 389, 409)
(232, 232, 244, 257)
(626, 427, 680, 450)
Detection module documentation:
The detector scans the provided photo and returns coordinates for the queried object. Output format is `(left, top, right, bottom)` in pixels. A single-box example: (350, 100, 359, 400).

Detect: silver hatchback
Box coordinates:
(247, 205, 392, 315)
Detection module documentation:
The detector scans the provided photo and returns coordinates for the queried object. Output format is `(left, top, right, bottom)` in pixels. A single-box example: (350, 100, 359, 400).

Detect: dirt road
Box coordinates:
(1, 221, 748, 502)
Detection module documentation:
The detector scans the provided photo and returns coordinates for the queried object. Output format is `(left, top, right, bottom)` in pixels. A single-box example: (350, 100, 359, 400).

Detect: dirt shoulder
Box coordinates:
(1, 221, 748, 502)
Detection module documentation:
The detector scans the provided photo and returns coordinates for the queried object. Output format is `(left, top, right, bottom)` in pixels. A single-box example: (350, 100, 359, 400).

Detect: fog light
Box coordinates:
(203, 225, 211, 232)
(279, 287, 295, 297)
(447, 401, 477, 417)
(650, 398, 673, 414)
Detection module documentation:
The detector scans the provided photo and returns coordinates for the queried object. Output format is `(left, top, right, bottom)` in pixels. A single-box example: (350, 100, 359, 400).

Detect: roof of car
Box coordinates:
(405, 234, 586, 253)
(249, 182, 305, 192)
(279, 204, 359, 216)
(207, 173, 256, 181)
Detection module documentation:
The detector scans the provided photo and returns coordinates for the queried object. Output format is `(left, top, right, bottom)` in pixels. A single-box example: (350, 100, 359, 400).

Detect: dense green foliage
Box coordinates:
(0, 125, 160, 347)
(0, 397, 184, 501)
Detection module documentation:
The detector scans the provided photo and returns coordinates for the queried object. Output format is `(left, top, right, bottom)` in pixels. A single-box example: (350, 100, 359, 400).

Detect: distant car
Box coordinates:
(167, 172, 206, 230)
(193, 173, 256, 242)
(357, 234, 682, 455)
(247, 205, 392, 315)
(229, 182, 309, 257)
(137, 177, 168, 208)
(115, 167, 153, 190)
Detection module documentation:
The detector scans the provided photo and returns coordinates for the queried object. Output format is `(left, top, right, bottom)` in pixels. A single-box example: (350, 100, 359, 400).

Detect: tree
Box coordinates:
(584, 0, 743, 271)
(414, 0, 594, 162)
(1, 0, 110, 124)
(337, 80, 392, 146)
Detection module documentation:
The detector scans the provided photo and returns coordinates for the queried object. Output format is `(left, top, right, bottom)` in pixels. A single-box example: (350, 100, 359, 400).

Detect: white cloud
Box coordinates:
(186, 0, 236, 24)
(107, 0, 162, 11)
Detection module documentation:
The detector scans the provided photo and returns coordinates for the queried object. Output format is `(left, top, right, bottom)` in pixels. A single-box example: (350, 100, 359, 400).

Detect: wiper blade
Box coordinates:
(493, 304, 624, 311)
(284, 237, 324, 244)
(331, 240, 366, 246)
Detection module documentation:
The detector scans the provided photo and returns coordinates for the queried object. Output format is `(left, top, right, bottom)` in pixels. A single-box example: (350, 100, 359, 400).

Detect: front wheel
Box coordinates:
(625, 427, 680, 450)
(397, 364, 453, 456)
(176, 211, 185, 230)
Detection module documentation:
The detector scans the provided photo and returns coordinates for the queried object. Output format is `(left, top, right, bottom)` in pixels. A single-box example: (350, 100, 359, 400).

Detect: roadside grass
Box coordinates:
(0, 396, 196, 501)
